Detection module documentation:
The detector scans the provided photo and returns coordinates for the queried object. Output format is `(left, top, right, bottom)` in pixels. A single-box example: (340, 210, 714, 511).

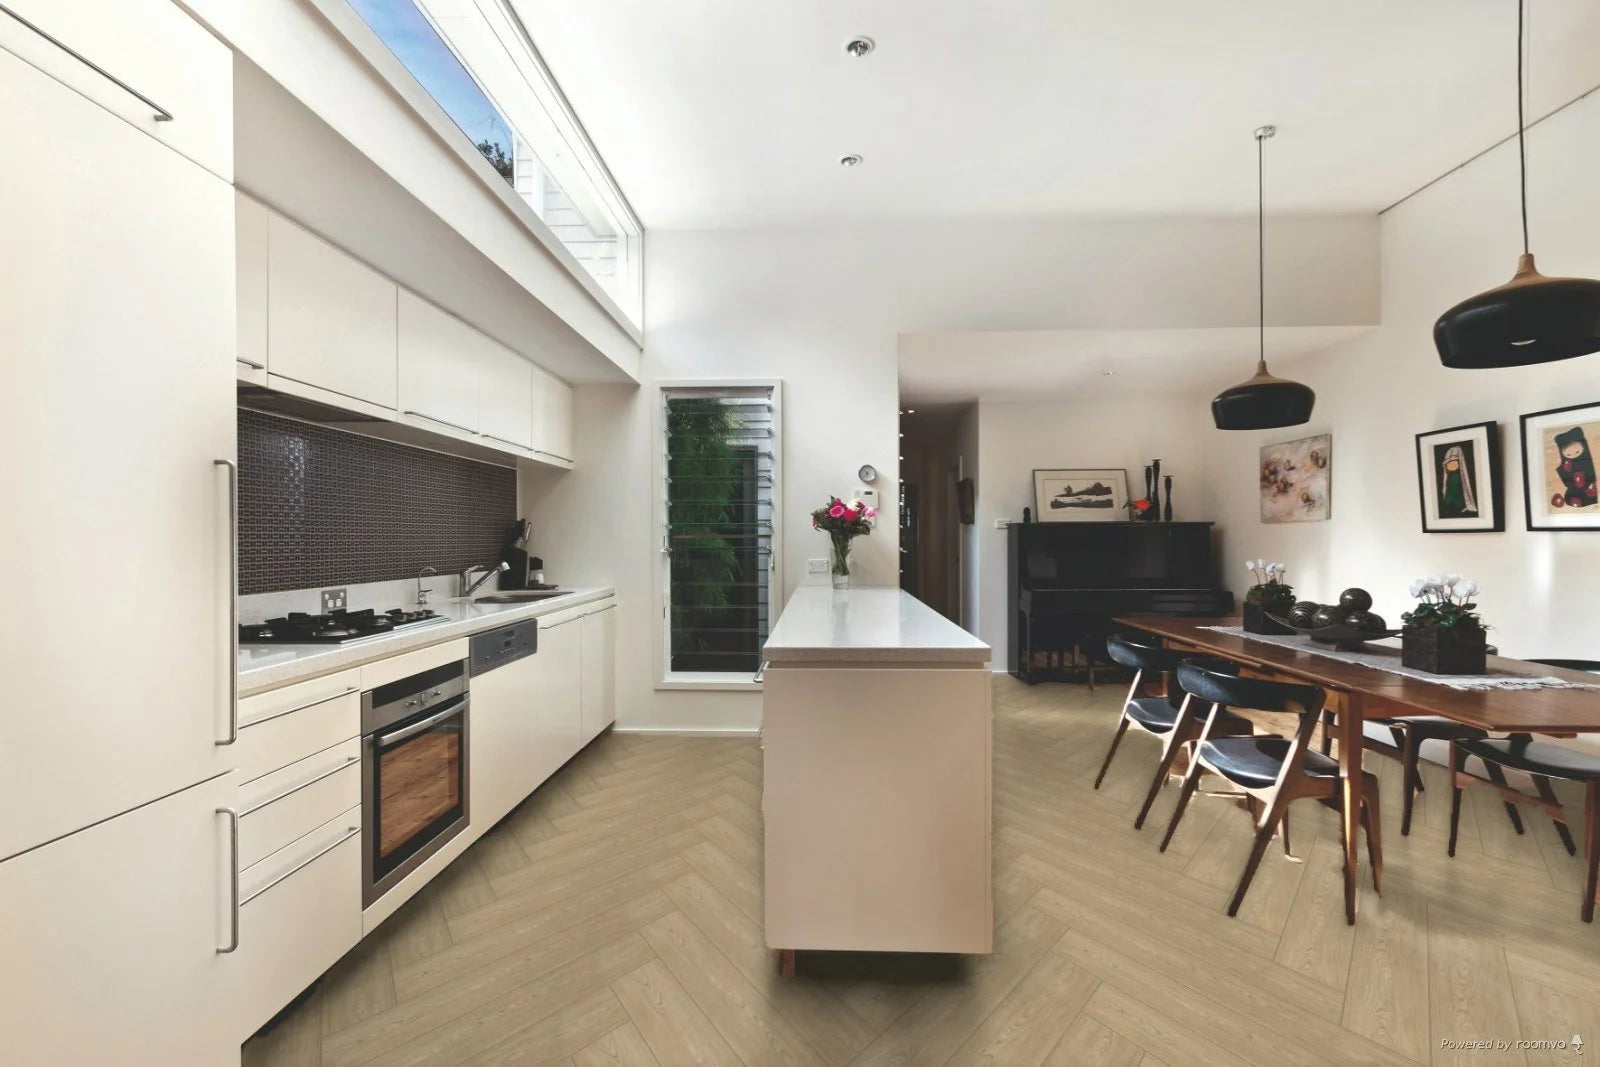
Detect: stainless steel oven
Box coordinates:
(361, 660, 470, 907)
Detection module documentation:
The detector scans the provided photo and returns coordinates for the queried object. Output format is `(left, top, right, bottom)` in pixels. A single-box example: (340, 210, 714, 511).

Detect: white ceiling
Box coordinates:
(511, 0, 1600, 228)
(897, 327, 1373, 404)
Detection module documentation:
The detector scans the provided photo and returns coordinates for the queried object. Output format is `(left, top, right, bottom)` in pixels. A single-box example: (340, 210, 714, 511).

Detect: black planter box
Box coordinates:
(1242, 601, 1295, 635)
(1401, 625, 1487, 675)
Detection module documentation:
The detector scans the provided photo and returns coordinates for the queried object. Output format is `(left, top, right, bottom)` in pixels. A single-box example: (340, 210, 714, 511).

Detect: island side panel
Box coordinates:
(762, 665, 994, 954)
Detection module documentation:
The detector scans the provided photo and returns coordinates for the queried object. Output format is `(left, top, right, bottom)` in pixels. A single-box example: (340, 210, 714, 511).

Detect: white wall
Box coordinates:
(1203, 86, 1600, 678)
(973, 395, 1217, 668)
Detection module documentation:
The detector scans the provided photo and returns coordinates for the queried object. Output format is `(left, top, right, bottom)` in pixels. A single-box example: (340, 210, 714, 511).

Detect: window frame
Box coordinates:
(653, 379, 783, 692)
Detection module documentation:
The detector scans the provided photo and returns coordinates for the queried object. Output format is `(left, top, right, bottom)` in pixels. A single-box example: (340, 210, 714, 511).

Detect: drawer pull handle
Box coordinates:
(403, 410, 477, 436)
(241, 825, 359, 906)
(241, 685, 360, 730)
(0, 3, 173, 121)
(239, 754, 359, 816)
(216, 807, 240, 953)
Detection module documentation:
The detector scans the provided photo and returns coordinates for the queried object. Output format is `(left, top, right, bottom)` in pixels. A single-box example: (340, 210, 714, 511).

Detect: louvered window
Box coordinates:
(660, 385, 780, 679)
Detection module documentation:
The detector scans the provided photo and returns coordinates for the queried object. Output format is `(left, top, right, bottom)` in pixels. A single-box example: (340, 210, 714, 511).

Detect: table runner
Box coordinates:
(1198, 626, 1600, 692)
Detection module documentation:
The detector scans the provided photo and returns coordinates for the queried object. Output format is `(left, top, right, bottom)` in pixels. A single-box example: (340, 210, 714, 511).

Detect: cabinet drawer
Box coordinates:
(237, 671, 362, 785)
(237, 739, 361, 870)
(0, 0, 232, 179)
(235, 806, 362, 1040)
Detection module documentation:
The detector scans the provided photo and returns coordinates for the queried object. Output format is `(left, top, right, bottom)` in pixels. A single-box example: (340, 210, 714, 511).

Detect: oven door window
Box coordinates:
(372, 701, 466, 884)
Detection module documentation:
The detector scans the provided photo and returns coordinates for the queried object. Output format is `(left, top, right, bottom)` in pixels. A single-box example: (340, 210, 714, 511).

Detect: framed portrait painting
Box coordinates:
(1522, 402, 1600, 530)
(1032, 468, 1128, 522)
(1414, 421, 1503, 532)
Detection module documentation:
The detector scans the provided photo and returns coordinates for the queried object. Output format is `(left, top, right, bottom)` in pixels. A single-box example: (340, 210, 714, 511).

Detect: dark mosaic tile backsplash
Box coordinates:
(238, 409, 517, 595)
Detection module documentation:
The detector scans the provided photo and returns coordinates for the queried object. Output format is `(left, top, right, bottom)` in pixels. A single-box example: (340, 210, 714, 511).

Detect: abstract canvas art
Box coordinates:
(1032, 468, 1128, 523)
(1521, 402, 1600, 531)
(1259, 434, 1331, 523)
(1415, 421, 1502, 533)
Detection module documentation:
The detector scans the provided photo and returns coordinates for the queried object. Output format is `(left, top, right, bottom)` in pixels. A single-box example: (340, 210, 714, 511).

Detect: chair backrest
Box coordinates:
(1176, 662, 1324, 716)
(1530, 657, 1600, 675)
(1105, 635, 1188, 673)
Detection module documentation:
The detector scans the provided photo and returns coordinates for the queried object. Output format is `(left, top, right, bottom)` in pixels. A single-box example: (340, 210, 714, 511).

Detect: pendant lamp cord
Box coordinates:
(1517, 0, 1529, 254)
(1257, 129, 1266, 367)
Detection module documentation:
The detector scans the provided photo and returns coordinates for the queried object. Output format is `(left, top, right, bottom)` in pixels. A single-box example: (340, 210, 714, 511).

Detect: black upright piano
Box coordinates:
(1007, 521, 1233, 683)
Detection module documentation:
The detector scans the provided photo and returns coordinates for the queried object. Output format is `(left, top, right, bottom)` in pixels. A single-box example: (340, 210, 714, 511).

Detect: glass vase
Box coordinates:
(829, 539, 853, 591)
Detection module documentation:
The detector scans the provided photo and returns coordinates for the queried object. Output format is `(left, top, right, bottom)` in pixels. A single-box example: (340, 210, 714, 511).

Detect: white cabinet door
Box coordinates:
(398, 289, 480, 436)
(0, 0, 233, 180)
(0, 48, 236, 860)
(267, 213, 398, 410)
(0, 774, 238, 1067)
(236, 192, 269, 379)
(477, 340, 534, 451)
(470, 652, 541, 830)
(530, 364, 575, 463)
(532, 613, 585, 781)
(581, 603, 618, 741)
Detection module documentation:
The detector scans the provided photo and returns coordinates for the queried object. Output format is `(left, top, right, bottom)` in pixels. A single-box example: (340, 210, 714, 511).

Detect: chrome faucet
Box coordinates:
(416, 565, 437, 605)
(460, 561, 509, 597)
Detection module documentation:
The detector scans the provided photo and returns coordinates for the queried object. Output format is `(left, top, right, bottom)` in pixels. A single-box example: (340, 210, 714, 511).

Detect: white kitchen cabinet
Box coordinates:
(398, 289, 480, 436)
(267, 212, 398, 410)
(478, 339, 535, 451)
(581, 602, 618, 742)
(236, 192, 269, 382)
(0, 773, 239, 1066)
(532, 609, 586, 782)
(530, 363, 575, 464)
(471, 650, 542, 830)
(0, 45, 237, 860)
(0, 0, 233, 180)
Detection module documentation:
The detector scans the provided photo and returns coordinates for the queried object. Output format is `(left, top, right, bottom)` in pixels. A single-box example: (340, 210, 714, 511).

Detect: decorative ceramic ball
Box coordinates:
(1345, 611, 1387, 633)
(1311, 605, 1344, 629)
(1338, 588, 1374, 613)
(1287, 601, 1320, 627)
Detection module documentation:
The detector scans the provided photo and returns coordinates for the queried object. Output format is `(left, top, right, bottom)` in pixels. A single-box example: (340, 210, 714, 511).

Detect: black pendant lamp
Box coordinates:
(1211, 126, 1316, 431)
(1434, 0, 1600, 368)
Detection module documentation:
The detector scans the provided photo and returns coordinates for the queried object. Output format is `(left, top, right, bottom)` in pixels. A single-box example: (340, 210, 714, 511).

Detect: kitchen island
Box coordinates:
(761, 586, 993, 971)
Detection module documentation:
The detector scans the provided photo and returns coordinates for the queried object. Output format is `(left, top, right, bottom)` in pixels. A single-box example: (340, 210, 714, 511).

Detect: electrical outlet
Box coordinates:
(321, 587, 347, 612)
(994, 518, 1010, 530)
(807, 558, 828, 574)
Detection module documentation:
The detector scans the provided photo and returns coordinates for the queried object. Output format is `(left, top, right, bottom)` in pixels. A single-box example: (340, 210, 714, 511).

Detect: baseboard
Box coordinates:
(612, 725, 761, 738)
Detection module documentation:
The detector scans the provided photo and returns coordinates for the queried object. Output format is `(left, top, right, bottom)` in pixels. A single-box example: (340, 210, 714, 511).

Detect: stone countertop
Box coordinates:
(762, 586, 990, 665)
(238, 587, 615, 696)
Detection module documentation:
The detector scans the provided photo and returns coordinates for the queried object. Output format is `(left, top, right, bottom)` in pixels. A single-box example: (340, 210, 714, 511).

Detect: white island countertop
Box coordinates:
(239, 586, 615, 696)
(763, 586, 990, 665)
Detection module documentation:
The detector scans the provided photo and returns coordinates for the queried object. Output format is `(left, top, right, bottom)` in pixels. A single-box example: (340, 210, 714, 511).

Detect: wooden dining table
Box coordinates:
(1115, 615, 1600, 924)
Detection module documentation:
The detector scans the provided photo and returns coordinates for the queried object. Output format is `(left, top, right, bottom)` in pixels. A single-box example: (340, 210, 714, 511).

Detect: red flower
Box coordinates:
(1553, 493, 1566, 508)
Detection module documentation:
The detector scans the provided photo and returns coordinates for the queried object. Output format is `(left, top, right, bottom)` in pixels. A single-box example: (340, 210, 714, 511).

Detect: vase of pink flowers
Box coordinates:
(811, 495, 876, 590)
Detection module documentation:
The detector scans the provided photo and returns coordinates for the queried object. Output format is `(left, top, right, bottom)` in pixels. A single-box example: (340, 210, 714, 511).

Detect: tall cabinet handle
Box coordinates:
(215, 459, 238, 745)
(0, 3, 173, 121)
(216, 807, 240, 953)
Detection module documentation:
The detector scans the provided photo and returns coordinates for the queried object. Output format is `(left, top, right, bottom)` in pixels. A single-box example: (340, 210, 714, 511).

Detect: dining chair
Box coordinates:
(1096, 637, 1254, 830)
(1448, 736, 1600, 921)
(1160, 663, 1382, 916)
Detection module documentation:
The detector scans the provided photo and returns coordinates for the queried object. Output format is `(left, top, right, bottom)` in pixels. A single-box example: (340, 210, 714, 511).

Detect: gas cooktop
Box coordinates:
(239, 607, 449, 646)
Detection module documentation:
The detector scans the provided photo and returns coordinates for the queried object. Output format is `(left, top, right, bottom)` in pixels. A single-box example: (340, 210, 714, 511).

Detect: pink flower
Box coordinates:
(828, 503, 846, 519)
(864, 506, 878, 519)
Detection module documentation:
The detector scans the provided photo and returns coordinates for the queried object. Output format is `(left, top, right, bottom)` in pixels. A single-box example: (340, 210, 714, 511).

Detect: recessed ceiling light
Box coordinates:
(844, 36, 875, 58)
(839, 154, 863, 167)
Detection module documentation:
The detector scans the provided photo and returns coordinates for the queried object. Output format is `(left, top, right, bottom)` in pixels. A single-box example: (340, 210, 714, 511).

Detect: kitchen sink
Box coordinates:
(473, 591, 568, 604)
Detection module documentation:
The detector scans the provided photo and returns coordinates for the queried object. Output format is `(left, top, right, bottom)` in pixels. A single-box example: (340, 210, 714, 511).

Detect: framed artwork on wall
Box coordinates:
(1259, 434, 1331, 523)
(1032, 468, 1128, 522)
(1521, 402, 1600, 530)
(1414, 421, 1503, 533)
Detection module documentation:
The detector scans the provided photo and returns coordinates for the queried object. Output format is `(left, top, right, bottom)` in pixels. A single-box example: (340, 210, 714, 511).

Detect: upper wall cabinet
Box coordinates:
(398, 291, 480, 437)
(0, 0, 233, 181)
(235, 194, 269, 384)
(530, 364, 575, 465)
(267, 214, 398, 411)
(478, 339, 534, 452)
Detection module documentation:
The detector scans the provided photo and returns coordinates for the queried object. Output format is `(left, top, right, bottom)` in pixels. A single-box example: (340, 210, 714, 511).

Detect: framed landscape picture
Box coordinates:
(1259, 434, 1331, 523)
(1032, 468, 1128, 522)
(1521, 402, 1600, 530)
(1415, 421, 1503, 533)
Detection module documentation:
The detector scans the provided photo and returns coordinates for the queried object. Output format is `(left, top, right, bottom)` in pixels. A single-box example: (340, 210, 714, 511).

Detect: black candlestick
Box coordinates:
(1163, 474, 1173, 522)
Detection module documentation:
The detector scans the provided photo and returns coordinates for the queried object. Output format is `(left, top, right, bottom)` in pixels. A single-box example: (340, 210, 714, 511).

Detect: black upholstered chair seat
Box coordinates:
(1456, 736, 1600, 780)
(1199, 736, 1336, 790)
(1125, 696, 1249, 735)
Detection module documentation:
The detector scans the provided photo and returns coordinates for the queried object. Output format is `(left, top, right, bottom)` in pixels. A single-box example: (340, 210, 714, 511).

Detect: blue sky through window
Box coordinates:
(349, 0, 515, 173)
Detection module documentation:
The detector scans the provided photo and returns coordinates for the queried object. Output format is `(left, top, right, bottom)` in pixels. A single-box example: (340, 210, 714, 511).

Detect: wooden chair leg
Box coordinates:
(1480, 761, 1526, 834)
(1532, 775, 1578, 856)
(1320, 711, 1335, 757)
(1229, 794, 1289, 917)
(1093, 716, 1131, 790)
(1399, 727, 1421, 836)
(1361, 780, 1383, 893)
(1133, 734, 1184, 830)
(1447, 741, 1466, 859)
(1159, 763, 1203, 853)
(1583, 780, 1599, 924)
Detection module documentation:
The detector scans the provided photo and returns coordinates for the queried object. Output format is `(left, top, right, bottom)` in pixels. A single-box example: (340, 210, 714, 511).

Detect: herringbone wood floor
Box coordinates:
(244, 676, 1600, 1067)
